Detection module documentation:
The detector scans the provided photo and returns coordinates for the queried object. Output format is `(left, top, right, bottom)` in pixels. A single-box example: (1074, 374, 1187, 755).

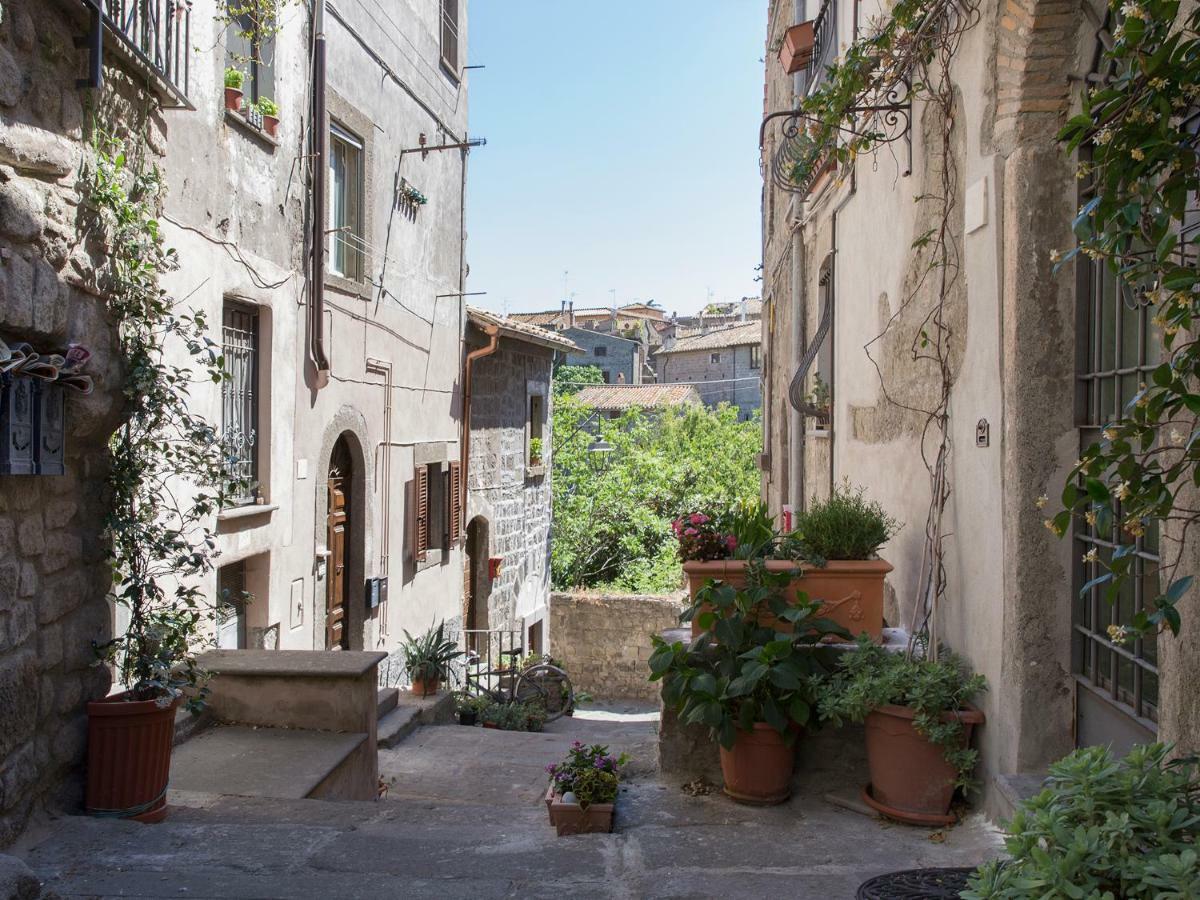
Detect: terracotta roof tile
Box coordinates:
(467, 307, 581, 352)
(573, 383, 702, 411)
(655, 321, 761, 355)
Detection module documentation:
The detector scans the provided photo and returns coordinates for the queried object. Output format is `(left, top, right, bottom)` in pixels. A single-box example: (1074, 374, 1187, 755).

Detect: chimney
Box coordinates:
(568, 300, 574, 327)
(617, 372, 625, 384)
(740, 298, 747, 322)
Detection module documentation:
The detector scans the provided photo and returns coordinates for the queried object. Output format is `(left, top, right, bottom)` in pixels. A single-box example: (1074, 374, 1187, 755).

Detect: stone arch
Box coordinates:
(313, 408, 373, 652)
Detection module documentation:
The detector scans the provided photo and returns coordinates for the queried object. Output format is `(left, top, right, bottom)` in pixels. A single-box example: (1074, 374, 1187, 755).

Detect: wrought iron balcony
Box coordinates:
(806, 0, 838, 93)
(78, 0, 193, 109)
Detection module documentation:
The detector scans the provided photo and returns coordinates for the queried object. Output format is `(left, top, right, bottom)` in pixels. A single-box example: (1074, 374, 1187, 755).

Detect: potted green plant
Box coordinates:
(963, 744, 1200, 899)
(650, 565, 850, 805)
(400, 620, 463, 696)
(545, 742, 629, 835)
(680, 485, 900, 642)
(480, 699, 502, 729)
(454, 692, 481, 726)
(818, 637, 986, 825)
(223, 67, 245, 112)
(254, 96, 280, 137)
(529, 436, 544, 466)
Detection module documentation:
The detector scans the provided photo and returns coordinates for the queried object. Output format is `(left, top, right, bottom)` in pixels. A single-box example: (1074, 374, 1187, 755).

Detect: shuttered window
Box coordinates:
(414, 464, 429, 562)
(440, 0, 459, 78)
(448, 460, 462, 543)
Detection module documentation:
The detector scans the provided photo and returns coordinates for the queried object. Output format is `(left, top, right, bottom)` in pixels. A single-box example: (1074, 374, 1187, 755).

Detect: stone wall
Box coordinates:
(549, 592, 684, 702)
(562, 327, 640, 386)
(655, 345, 761, 420)
(0, 0, 166, 846)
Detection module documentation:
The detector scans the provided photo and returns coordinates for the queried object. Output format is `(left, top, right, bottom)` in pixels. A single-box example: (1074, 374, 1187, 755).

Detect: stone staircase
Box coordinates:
(375, 686, 455, 749)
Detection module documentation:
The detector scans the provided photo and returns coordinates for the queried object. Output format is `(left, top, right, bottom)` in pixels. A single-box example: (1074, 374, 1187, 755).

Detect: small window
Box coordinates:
(594, 345, 608, 358)
(216, 560, 249, 650)
(440, 0, 460, 78)
(601, 370, 611, 384)
(528, 393, 546, 466)
(710, 352, 721, 364)
(222, 301, 259, 505)
(413, 462, 450, 561)
(750, 345, 761, 370)
(226, 15, 275, 107)
(329, 123, 364, 281)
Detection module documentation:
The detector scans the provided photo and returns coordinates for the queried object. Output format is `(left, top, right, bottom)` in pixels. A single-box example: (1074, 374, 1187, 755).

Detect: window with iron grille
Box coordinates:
(440, 0, 460, 79)
(222, 302, 259, 505)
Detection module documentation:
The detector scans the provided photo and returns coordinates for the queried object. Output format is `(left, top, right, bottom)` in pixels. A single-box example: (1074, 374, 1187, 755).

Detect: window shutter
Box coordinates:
(448, 460, 462, 543)
(414, 465, 429, 562)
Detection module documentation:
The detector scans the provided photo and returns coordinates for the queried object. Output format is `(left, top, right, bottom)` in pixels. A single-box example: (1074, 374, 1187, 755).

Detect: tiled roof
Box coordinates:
(509, 306, 665, 326)
(573, 383, 702, 411)
(655, 321, 761, 355)
(467, 307, 581, 352)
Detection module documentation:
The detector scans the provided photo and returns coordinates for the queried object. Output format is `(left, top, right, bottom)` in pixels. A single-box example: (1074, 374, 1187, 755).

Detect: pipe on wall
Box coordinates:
(310, 0, 330, 378)
(460, 324, 500, 526)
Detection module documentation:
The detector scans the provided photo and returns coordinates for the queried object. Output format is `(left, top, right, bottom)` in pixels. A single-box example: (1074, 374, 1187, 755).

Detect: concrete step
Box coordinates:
(378, 705, 422, 749)
(992, 772, 1046, 822)
(171, 725, 367, 800)
(377, 690, 455, 749)
(377, 687, 399, 718)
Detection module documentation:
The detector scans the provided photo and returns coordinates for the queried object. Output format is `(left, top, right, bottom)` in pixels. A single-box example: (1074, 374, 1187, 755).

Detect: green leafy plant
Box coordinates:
(724, 499, 778, 560)
(217, 1, 291, 66)
(399, 621, 463, 683)
(552, 364, 605, 395)
(546, 742, 628, 807)
(529, 436, 543, 462)
(86, 137, 235, 707)
(1047, 0, 1200, 638)
(791, 481, 901, 561)
(818, 637, 986, 788)
(254, 96, 278, 117)
(963, 743, 1200, 899)
(223, 67, 244, 89)
(399, 181, 428, 207)
(478, 698, 544, 731)
(649, 565, 850, 750)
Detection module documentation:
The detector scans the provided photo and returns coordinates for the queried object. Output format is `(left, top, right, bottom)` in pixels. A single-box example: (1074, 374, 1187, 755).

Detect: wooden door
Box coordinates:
(326, 478, 349, 650)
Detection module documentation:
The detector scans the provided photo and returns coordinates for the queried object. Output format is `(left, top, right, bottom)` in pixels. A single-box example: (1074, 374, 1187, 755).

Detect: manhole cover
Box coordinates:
(856, 867, 975, 899)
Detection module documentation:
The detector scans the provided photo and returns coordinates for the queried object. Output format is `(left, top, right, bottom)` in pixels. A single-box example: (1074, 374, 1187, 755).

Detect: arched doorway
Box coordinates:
(464, 516, 491, 654)
(326, 436, 354, 650)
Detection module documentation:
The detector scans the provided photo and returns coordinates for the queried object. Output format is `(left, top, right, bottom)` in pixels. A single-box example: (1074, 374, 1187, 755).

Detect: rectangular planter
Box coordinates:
(684, 558, 892, 641)
(779, 21, 815, 74)
(545, 785, 614, 836)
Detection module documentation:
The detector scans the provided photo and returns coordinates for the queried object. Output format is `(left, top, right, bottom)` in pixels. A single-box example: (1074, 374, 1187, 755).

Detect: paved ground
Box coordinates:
(14, 705, 1003, 899)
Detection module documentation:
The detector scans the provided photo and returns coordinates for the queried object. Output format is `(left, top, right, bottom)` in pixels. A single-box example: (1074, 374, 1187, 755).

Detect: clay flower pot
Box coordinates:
(224, 87, 243, 112)
(410, 675, 440, 697)
(684, 558, 892, 642)
(262, 114, 279, 138)
(779, 21, 815, 74)
(718, 722, 794, 805)
(546, 787, 615, 836)
(86, 691, 182, 823)
(458, 710, 477, 727)
(861, 703, 985, 826)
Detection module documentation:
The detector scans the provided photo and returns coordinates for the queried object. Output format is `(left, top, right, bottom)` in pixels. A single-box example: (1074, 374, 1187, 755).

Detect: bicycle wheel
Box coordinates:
(514, 664, 574, 722)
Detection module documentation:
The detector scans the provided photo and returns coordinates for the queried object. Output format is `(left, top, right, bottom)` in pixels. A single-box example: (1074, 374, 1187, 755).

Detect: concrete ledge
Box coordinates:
(200, 650, 386, 679)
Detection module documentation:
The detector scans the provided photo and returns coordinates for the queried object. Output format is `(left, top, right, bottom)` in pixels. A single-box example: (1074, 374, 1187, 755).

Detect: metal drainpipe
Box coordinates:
(311, 0, 330, 379)
(460, 324, 500, 522)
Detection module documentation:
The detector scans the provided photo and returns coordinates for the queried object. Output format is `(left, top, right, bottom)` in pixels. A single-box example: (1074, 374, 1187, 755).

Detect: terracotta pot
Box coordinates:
(224, 87, 243, 112)
(482, 722, 499, 730)
(547, 790, 615, 836)
(861, 703, 985, 826)
(262, 114, 279, 138)
(718, 721, 794, 805)
(779, 21, 815, 74)
(410, 675, 439, 697)
(684, 558, 892, 642)
(86, 691, 181, 823)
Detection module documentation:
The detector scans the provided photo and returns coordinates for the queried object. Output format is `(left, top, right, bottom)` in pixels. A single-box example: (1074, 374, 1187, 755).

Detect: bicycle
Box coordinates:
(463, 649, 575, 723)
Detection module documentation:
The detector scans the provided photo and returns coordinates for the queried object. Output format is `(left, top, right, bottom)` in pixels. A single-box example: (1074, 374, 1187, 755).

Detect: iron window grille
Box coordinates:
(329, 123, 365, 281)
(222, 303, 259, 505)
(440, 0, 460, 78)
(83, 0, 193, 108)
(806, 0, 838, 94)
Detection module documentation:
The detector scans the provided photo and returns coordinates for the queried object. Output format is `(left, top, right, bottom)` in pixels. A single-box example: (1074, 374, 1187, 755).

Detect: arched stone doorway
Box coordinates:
(326, 433, 366, 651)
(464, 516, 491, 653)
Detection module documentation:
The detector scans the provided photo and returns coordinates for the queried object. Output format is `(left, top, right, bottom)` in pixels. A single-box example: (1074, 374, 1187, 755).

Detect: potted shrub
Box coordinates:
(650, 565, 849, 805)
(963, 744, 1200, 899)
(545, 742, 628, 835)
(400, 620, 463, 697)
(255, 96, 280, 137)
(480, 699, 502, 729)
(818, 637, 986, 825)
(529, 436, 543, 466)
(454, 692, 481, 726)
(680, 486, 900, 642)
(223, 68, 245, 112)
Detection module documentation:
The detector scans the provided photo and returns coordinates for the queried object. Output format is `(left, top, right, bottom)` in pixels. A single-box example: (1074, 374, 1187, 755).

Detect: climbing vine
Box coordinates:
(87, 136, 235, 705)
(1049, 0, 1200, 638)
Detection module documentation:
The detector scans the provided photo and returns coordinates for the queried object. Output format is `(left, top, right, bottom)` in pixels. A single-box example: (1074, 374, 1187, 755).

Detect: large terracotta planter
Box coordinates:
(779, 21, 815, 74)
(545, 785, 615, 836)
(861, 703, 984, 826)
(684, 558, 892, 641)
(86, 691, 181, 823)
(410, 675, 440, 697)
(262, 114, 279, 138)
(224, 87, 243, 112)
(718, 722, 794, 805)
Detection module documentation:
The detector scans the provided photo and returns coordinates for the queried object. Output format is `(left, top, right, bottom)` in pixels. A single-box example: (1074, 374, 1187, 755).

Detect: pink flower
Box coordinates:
(725, 535, 737, 550)
(690, 513, 708, 525)
(684, 527, 698, 537)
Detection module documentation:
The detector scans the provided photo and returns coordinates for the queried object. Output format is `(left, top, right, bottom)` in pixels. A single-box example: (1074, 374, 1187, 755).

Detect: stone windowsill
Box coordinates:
(326, 272, 370, 301)
(224, 109, 280, 149)
(806, 427, 831, 439)
(218, 503, 279, 523)
(525, 464, 546, 479)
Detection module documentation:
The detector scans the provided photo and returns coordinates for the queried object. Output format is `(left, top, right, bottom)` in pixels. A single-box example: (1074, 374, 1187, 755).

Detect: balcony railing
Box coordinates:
(806, 0, 838, 93)
(79, 0, 193, 108)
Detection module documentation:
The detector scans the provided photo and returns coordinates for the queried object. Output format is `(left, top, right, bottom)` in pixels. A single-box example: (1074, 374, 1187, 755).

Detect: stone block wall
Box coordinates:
(562, 327, 639, 386)
(549, 591, 684, 702)
(0, 0, 164, 846)
(656, 345, 761, 420)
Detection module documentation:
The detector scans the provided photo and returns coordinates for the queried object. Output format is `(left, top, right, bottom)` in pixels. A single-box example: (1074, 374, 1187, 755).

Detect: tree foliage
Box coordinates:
(552, 364, 605, 395)
(550, 394, 761, 592)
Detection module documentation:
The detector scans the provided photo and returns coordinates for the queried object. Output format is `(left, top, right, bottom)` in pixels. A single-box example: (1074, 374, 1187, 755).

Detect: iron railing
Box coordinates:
(85, 0, 193, 107)
(807, 0, 838, 93)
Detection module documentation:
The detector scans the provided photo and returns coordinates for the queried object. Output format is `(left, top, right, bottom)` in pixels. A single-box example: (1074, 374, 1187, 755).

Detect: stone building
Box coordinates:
(561, 326, 644, 385)
(462, 308, 577, 657)
(759, 0, 1200, 818)
(653, 321, 762, 420)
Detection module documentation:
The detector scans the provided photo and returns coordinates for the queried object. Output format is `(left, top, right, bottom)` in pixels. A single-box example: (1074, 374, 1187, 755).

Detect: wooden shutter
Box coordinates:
(448, 460, 462, 543)
(414, 464, 429, 562)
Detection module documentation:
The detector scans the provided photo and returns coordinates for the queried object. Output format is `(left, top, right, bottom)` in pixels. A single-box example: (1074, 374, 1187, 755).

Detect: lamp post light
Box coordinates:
(585, 437, 614, 472)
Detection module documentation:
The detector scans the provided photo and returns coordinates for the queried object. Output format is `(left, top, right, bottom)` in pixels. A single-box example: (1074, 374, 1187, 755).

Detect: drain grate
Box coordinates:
(856, 867, 976, 899)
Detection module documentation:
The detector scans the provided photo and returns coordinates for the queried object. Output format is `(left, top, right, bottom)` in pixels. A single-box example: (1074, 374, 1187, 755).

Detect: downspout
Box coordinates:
(460, 324, 500, 523)
(311, 0, 330, 380)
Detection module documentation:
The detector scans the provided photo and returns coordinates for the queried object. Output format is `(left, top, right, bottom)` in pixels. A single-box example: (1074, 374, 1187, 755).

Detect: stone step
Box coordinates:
(378, 705, 422, 749)
(377, 691, 455, 749)
(171, 725, 367, 800)
(991, 772, 1045, 822)
(377, 687, 399, 718)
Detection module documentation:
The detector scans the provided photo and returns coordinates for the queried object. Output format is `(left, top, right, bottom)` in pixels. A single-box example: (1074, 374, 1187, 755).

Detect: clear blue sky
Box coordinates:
(464, 2, 765, 317)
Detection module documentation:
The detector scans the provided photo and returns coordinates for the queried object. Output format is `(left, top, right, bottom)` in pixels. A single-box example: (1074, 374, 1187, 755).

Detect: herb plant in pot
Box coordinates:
(818, 637, 986, 825)
(651, 565, 850, 804)
(223, 67, 245, 112)
(400, 620, 463, 696)
(255, 96, 280, 137)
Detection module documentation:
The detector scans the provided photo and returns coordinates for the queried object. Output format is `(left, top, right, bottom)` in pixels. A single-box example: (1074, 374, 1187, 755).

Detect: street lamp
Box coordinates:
(586, 437, 614, 472)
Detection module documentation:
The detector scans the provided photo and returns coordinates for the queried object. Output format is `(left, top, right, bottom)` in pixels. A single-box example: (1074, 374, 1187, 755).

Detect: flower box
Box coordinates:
(779, 21, 815, 74)
(544, 785, 614, 836)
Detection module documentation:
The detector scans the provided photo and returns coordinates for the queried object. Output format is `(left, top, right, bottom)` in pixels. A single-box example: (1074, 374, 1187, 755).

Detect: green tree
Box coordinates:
(553, 364, 605, 395)
(551, 396, 761, 592)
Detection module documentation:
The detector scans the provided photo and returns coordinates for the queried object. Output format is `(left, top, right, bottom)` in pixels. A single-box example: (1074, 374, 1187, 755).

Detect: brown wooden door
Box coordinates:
(326, 478, 349, 650)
